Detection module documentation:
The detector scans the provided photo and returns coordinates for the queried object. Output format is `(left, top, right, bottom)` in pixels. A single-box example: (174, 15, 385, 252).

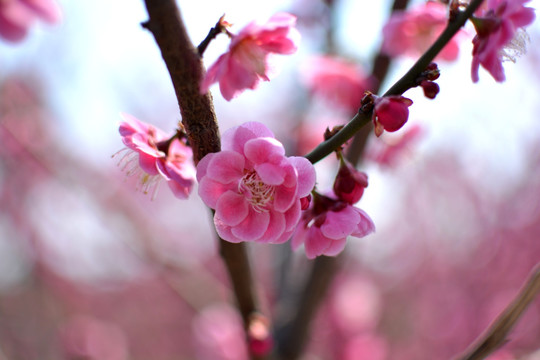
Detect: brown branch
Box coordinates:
(142, 0, 219, 163)
(454, 265, 540, 360)
(141, 1, 264, 358)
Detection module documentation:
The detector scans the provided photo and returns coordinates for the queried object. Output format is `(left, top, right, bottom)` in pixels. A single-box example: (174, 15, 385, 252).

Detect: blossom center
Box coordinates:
(239, 170, 275, 212)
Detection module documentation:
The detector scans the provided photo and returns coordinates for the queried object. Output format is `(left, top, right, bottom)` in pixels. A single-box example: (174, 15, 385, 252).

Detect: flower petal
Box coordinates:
(216, 191, 249, 227)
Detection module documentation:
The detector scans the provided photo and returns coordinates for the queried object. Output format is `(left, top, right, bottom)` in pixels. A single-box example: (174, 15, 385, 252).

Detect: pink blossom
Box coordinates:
(471, 0, 536, 82)
(382, 1, 464, 61)
(372, 95, 413, 137)
(197, 122, 316, 244)
(300, 56, 373, 112)
(116, 113, 196, 199)
(200, 13, 300, 101)
(0, 0, 61, 42)
(291, 192, 375, 259)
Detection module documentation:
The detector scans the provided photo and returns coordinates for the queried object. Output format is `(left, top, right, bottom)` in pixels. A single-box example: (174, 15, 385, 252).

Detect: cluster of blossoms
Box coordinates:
(197, 122, 316, 244)
(116, 114, 196, 199)
(292, 156, 375, 259)
(200, 13, 301, 101)
(470, 0, 536, 82)
(0, 0, 61, 42)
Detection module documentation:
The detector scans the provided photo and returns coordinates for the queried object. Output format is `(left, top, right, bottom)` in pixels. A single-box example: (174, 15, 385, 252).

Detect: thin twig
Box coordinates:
(142, 2, 265, 358)
(305, 0, 485, 165)
(454, 265, 540, 360)
(198, 15, 228, 56)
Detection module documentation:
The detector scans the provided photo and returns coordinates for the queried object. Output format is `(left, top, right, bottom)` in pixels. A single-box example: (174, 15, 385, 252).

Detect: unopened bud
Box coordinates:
(420, 80, 440, 99)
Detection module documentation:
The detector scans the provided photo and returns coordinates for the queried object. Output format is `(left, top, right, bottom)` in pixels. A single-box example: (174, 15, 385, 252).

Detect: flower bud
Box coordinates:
(333, 159, 369, 205)
(420, 80, 440, 99)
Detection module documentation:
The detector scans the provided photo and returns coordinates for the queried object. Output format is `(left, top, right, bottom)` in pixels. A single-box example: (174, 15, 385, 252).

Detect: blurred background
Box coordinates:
(1, 0, 540, 359)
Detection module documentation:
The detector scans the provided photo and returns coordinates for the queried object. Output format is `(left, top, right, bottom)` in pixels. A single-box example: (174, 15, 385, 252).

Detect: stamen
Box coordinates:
(239, 170, 275, 213)
(500, 29, 530, 63)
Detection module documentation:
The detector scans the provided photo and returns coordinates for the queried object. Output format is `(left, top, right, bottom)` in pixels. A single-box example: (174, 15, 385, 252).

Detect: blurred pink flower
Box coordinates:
(382, 1, 463, 61)
(197, 122, 316, 244)
(333, 158, 369, 205)
(200, 13, 300, 101)
(192, 304, 249, 360)
(300, 56, 373, 112)
(291, 192, 375, 259)
(59, 315, 128, 360)
(365, 123, 424, 167)
(471, 0, 535, 82)
(0, 0, 61, 42)
(372, 95, 413, 137)
(116, 113, 196, 199)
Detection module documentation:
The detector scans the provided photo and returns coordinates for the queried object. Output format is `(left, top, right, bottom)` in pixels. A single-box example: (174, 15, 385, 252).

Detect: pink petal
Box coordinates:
(138, 152, 160, 175)
(20, 0, 61, 23)
(221, 122, 275, 154)
(288, 156, 316, 197)
(323, 238, 348, 257)
(198, 177, 234, 209)
(283, 201, 302, 231)
(231, 208, 270, 241)
(206, 151, 245, 183)
(244, 137, 285, 164)
(196, 152, 215, 181)
(200, 54, 228, 95)
(214, 217, 244, 243)
(273, 184, 297, 212)
(255, 210, 286, 243)
(291, 221, 308, 250)
(350, 208, 376, 238)
(320, 206, 361, 240)
(255, 163, 285, 185)
(304, 228, 332, 259)
(216, 191, 250, 227)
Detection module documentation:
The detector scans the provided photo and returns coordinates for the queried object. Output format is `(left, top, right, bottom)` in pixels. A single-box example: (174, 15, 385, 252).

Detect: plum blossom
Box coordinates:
(372, 95, 413, 137)
(116, 113, 196, 199)
(200, 13, 300, 101)
(300, 56, 373, 112)
(471, 0, 536, 82)
(382, 1, 464, 61)
(291, 191, 375, 259)
(0, 0, 61, 42)
(197, 122, 316, 244)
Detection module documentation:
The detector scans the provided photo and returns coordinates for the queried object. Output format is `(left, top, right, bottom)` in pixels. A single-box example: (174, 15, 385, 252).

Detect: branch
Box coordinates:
(141, 2, 264, 357)
(454, 265, 540, 360)
(305, 0, 486, 165)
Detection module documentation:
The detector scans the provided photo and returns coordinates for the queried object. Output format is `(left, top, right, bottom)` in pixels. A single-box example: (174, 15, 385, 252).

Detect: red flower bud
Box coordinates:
(333, 159, 369, 204)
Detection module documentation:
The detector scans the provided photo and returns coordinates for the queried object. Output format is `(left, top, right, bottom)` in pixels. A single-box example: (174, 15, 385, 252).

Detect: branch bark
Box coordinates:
(142, 2, 263, 357)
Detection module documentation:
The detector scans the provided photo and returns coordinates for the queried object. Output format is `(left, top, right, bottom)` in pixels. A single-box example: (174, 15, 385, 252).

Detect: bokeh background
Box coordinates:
(1, 0, 540, 359)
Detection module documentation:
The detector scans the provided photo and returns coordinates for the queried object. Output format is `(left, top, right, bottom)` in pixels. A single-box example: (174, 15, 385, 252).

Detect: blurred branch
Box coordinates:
(275, 255, 341, 359)
(454, 265, 540, 360)
(141, 2, 265, 358)
(305, 0, 485, 165)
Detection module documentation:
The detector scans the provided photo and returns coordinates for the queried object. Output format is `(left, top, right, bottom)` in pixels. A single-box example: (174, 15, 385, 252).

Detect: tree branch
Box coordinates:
(141, 2, 264, 358)
(454, 265, 540, 360)
(305, 0, 485, 165)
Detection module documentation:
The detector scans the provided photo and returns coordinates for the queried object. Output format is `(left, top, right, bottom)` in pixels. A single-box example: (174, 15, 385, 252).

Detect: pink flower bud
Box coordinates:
(372, 96, 413, 137)
(333, 159, 368, 205)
